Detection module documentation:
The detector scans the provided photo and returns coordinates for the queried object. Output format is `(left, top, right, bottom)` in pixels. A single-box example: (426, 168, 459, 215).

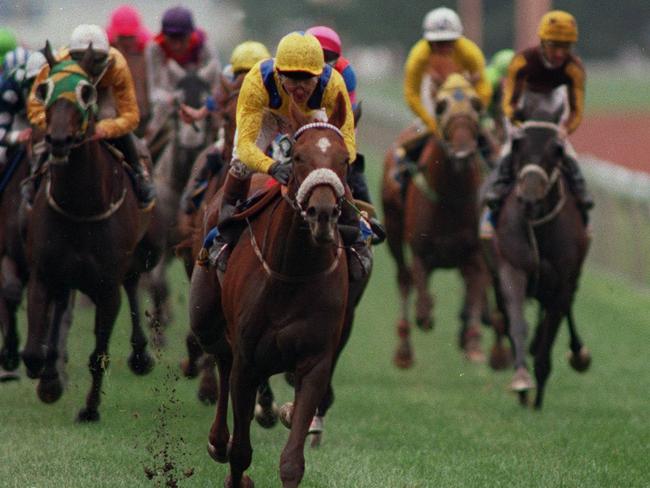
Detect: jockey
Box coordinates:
(26, 24, 156, 209)
(484, 10, 592, 222)
(213, 31, 368, 276)
(145, 5, 219, 113)
(0, 28, 17, 81)
(179, 40, 271, 214)
(396, 7, 492, 173)
(0, 50, 46, 174)
(484, 48, 514, 128)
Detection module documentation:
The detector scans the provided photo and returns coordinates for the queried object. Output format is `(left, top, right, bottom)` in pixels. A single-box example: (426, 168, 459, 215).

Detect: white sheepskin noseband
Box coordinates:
(296, 168, 345, 208)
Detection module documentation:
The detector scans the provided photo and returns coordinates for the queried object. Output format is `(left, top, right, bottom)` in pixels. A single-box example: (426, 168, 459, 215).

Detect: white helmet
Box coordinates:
(25, 51, 47, 79)
(423, 7, 463, 42)
(69, 24, 109, 54)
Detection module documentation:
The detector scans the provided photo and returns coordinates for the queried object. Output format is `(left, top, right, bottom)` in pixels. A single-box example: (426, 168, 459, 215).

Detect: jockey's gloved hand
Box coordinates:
(269, 160, 292, 185)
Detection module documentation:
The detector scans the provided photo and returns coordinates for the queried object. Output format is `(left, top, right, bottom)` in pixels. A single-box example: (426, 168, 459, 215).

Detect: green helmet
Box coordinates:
(0, 28, 18, 65)
(486, 48, 515, 88)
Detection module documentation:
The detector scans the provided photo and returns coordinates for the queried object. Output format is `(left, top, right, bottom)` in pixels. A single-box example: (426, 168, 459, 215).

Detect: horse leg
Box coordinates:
(0, 297, 20, 380)
(56, 292, 75, 387)
(76, 287, 121, 422)
(459, 255, 490, 363)
(279, 358, 331, 488)
(124, 276, 155, 376)
(255, 378, 279, 429)
(532, 306, 565, 409)
(498, 262, 533, 403)
(412, 256, 434, 331)
(197, 354, 219, 405)
(22, 277, 52, 379)
(36, 290, 71, 404)
(566, 308, 591, 372)
(147, 259, 170, 348)
(226, 359, 257, 488)
(207, 346, 232, 464)
(181, 332, 203, 378)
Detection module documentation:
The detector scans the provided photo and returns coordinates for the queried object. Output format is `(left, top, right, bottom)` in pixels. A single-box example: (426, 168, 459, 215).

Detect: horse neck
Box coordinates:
(423, 140, 478, 204)
(262, 198, 338, 277)
(49, 141, 115, 211)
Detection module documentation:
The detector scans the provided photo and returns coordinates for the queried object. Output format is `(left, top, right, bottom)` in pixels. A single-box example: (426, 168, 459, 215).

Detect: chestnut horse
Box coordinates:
(176, 74, 242, 404)
(383, 74, 508, 368)
(489, 119, 590, 408)
(21, 46, 163, 421)
(189, 95, 353, 487)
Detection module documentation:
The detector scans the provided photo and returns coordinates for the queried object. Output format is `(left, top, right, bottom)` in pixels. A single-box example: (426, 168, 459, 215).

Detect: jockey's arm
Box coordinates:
(322, 69, 356, 162)
(339, 61, 357, 106)
(564, 60, 585, 134)
(455, 37, 492, 109)
(144, 43, 174, 107)
(95, 49, 139, 138)
(403, 39, 438, 134)
(235, 69, 276, 173)
(0, 76, 21, 145)
(501, 53, 527, 123)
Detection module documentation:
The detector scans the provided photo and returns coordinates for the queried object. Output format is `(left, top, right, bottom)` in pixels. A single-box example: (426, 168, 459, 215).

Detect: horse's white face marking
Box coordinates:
(316, 137, 331, 154)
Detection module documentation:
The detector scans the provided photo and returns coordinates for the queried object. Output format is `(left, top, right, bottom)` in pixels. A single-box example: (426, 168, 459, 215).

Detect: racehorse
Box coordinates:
(189, 94, 353, 487)
(176, 73, 242, 404)
(21, 44, 163, 421)
(488, 99, 591, 408)
(144, 61, 215, 345)
(382, 73, 509, 369)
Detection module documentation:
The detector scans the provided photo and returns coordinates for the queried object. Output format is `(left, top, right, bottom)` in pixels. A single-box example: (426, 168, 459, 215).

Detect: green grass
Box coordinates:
(1, 136, 648, 487)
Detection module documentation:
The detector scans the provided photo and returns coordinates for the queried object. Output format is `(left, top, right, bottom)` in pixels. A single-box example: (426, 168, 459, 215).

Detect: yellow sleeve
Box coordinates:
(403, 39, 437, 133)
(235, 63, 275, 173)
(455, 38, 492, 109)
(565, 61, 585, 134)
(322, 69, 356, 162)
(27, 64, 52, 130)
(96, 48, 140, 138)
(501, 53, 527, 121)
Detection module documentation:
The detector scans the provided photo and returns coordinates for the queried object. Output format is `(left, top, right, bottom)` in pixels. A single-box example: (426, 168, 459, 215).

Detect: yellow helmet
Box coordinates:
(275, 31, 323, 76)
(538, 10, 578, 43)
(230, 41, 270, 73)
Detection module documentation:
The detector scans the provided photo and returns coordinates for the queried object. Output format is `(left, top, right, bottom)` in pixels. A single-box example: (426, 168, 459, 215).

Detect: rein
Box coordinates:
(46, 178, 127, 223)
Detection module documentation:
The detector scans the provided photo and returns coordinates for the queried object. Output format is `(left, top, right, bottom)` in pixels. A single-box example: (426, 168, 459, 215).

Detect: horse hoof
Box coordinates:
(567, 346, 591, 373)
(393, 340, 413, 369)
(207, 441, 229, 464)
(518, 390, 529, 407)
(279, 402, 293, 429)
(224, 474, 254, 488)
(128, 351, 155, 376)
(309, 432, 322, 448)
(510, 368, 534, 393)
(180, 358, 199, 378)
(308, 415, 324, 435)
(489, 345, 513, 371)
(76, 407, 100, 423)
(0, 367, 20, 382)
(37, 377, 64, 403)
(463, 336, 486, 364)
(22, 354, 43, 379)
(254, 402, 279, 429)
(198, 386, 218, 405)
(415, 317, 433, 331)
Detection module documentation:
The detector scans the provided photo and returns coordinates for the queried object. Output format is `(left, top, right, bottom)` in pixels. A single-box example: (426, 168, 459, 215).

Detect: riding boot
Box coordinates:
(213, 171, 251, 271)
(181, 150, 224, 214)
(562, 154, 594, 224)
(347, 154, 386, 244)
(339, 190, 372, 281)
(112, 133, 156, 209)
(484, 151, 515, 215)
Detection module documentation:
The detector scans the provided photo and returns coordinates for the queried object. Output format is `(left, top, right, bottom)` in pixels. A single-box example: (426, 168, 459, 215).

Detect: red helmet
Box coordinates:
(306, 26, 341, 56)
(106, 5, 151, 47)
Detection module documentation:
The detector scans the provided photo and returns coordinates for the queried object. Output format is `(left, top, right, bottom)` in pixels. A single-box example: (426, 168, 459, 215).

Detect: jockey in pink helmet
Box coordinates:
(106, 5, 152, 53)
(306, 26, 357, 107)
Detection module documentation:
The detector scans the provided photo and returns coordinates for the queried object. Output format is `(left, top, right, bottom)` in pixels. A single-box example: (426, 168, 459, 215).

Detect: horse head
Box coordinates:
(433, 73, 482, 169)
(287, 93, 349, 245)
(33, 42, 97, 160)
(515, 86, 567, 125)
(512, 122, 565, 216)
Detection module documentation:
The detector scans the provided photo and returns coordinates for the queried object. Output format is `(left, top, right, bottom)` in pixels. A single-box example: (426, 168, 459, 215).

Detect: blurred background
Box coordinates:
(2, 0, 650, 280)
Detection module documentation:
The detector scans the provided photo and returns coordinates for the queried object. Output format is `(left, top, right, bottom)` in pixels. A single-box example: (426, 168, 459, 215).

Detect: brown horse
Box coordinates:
(189, 95, 353, 487)
(21, 45, 163, 421)
(176, 74, 242, 404)
(383, 74, 509, 368)
(489, 119, 591, 408)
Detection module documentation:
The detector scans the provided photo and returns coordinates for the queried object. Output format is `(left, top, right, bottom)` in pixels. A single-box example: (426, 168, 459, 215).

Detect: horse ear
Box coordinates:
(77, 81, 97, 109)
(289, 99, 311, 132)
(353, 100, 362, 127)
(327, 92, 347, 129)
(42, 40, 56, 68)
(34, 79, 53, 105)
(435, 98, 448, 116)
(79, 43, 95, 75)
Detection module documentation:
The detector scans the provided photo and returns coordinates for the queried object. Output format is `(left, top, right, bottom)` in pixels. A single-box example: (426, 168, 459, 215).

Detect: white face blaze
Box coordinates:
(316, 136, 332, 154)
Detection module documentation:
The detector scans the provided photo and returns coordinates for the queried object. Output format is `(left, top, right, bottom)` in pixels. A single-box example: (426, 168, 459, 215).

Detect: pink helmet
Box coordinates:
(106, 5, 152, 47)
(306, 26, 342, 56)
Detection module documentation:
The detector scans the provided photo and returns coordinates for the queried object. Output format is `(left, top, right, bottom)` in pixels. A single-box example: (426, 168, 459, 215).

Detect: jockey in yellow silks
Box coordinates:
(212, 31, 370, 277)
(26, 24, 155, 208)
